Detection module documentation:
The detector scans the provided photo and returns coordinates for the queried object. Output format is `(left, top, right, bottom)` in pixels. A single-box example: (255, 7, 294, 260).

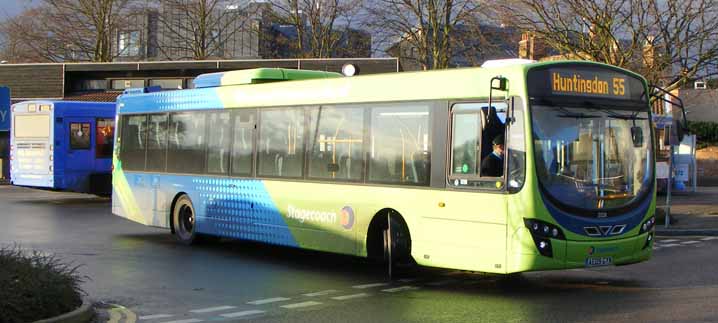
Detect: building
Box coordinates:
(111, 1, 370, 62)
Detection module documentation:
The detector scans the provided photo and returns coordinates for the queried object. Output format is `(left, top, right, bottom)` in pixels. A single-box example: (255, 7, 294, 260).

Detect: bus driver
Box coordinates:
(481, 134, 504, 177)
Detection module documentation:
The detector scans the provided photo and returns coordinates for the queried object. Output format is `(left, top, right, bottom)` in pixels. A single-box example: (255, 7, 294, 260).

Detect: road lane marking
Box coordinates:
(381, 286, 418, 293)
(139, 314, 174, 320)
(397, 278, 417, 283)
(352, 283, 388, 289)
(681, 241, 700, 245)
(661, 239, 679, 243)
(662, 243, 681, 247)
(158, 319, 204, 323)
(426, 279, 457, 286)
(189, 306, 236, 313)
(220, 310, 265, 318)
(331, 293, 370, 300)
(247, 297, 291, 305)
(701, 237, 718, 241)
(280, 301, 322, 309)
(302, 290, 338, 297)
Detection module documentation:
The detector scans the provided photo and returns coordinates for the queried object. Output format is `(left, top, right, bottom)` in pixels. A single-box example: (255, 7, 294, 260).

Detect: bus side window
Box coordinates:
(368, 103, 431, 186)
(207, 111, 231, 175)
(69, 122, 91, 150)
(307, 106, 364, 181)
(119, 114, 148, 171)
(146, 114, 168, 172)
(95, 118, 115, 158)
(257, 107, 305, 178)
(231, 109, 256, 176)
(167, 112, 206, 174)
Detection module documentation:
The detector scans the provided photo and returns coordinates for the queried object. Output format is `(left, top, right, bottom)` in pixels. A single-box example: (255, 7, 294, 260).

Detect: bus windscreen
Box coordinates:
(14, 115, 50, 138)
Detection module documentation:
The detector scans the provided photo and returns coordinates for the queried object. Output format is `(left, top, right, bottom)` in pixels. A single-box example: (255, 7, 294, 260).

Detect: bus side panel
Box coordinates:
(162, 176, 301, 248)
(412, 190, 508, 273)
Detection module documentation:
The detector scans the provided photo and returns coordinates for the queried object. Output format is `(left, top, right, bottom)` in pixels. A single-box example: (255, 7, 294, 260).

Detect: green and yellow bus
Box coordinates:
(112, 60, 656, 275)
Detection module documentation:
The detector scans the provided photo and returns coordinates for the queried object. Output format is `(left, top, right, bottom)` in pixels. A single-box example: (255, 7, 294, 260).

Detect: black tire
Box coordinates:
(383, 212, 413, 279)
(172, 194, 197, 245)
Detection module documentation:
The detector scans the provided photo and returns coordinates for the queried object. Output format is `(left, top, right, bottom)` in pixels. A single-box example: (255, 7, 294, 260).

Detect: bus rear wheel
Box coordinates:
(172, 194, 197, 245)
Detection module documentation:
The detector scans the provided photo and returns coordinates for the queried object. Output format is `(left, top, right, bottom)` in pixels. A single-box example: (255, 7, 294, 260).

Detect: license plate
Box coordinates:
(585, 256, 613, 267)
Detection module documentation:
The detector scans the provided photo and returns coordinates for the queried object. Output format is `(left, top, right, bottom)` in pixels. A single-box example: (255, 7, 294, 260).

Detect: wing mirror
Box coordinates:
(631, 126, 644, 147)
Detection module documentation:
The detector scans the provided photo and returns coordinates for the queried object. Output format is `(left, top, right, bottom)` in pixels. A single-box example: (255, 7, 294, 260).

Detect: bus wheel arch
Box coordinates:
(366, 208, 413, 268)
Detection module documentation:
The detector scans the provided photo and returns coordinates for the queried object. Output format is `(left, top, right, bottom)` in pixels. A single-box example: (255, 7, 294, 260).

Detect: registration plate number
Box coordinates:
(585, 257, 613, 267)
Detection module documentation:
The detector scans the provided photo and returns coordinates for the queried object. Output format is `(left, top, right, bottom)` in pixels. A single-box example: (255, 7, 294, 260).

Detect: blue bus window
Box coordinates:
(70, 122, 91, 150)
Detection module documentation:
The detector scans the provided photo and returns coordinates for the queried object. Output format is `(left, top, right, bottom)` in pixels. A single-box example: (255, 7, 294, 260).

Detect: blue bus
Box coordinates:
(10, 101, 116, 194)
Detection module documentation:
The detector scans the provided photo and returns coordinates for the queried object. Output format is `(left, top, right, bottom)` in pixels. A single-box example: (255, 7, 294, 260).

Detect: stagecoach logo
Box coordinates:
(588, 246, 619, 255)
(286, 205, 354, 230)
(340, 206, 355, 230)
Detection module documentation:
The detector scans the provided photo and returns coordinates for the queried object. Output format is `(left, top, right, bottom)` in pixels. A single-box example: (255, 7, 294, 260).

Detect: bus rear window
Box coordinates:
(14, 115, 50, 138)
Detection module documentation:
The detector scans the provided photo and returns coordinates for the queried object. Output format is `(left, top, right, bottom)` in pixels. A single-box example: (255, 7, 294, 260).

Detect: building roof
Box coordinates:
(63, 92, 122, 102)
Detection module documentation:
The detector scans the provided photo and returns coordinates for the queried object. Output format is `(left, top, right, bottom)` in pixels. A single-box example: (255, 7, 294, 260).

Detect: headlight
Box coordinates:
(639, 215, 656, 234)
(524, 218, 566, 258)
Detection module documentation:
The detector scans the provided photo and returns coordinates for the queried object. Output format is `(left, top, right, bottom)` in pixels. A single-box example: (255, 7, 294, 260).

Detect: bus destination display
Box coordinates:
(551, 69, 630, 99)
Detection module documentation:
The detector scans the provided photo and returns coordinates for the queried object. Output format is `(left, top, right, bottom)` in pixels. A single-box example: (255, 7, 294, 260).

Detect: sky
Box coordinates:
(1, 0, 36, 19)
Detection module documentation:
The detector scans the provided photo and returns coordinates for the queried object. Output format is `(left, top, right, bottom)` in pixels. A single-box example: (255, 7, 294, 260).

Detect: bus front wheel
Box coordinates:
(172, 194, 197, 245)
(382, 211, 413, 279)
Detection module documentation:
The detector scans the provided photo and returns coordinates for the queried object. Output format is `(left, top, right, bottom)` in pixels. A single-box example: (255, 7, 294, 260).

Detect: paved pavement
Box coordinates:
(656, 186, 718, 236)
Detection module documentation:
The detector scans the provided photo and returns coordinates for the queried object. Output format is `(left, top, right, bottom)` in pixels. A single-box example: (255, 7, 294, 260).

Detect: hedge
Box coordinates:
(688, 121, 718, 147)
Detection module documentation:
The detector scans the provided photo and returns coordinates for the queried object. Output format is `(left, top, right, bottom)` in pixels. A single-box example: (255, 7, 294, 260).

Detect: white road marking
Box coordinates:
(189, 306, 236, 313)
(302, 290, 338, 297)
(139, 314, 174, 320)
(426, 279, 457, 286)
(280, 301, 323, 309)
(247, 297, 291, 305)
(701, 237, 718, 241)
(381, 286, 418, 293)
(220, 310, 265, 318)
(397, 278, 417, 283)
(681, 241, 701, 245)
(661, 239, 679, 243)
(158, 319, 203, 323)
(662, 243, 681, 247)
(331, 293, 370, 300)
(352, 283, 388, 289)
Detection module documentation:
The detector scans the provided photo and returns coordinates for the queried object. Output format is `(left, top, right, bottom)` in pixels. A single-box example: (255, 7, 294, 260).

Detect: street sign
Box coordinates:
(0, 87, 9, 131)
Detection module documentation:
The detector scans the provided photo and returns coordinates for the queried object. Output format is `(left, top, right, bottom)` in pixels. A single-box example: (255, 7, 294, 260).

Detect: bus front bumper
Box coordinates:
(509, 228, 653, 273)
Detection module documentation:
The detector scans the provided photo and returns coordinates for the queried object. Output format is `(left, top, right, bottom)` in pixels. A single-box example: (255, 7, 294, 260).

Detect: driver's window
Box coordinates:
(449, 102, 507, 188)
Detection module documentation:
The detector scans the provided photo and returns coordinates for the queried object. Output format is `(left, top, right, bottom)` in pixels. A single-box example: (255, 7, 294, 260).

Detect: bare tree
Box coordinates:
(0, 7, 60, 62)
(506, 0, 718, 91)
(156, 0, 265, 60)
(0, 0, 135, 62)
(268, 0, 364, 58)
(366, 0, 483, 70)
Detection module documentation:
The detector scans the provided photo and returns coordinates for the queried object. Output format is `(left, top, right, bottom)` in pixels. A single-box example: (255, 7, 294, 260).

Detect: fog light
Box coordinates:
(539, 241, 548, 249)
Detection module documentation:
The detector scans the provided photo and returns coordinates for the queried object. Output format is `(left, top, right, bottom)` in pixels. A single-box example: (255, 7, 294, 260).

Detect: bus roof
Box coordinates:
(193, 68, 343, 88)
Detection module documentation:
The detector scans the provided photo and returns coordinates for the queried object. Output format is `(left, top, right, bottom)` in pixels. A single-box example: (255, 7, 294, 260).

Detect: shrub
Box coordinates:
(688, 121, 718, 148)
(0, 245, 86, 323)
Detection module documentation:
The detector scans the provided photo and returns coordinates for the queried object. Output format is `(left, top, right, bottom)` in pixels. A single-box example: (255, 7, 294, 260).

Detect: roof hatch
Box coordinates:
(193, 68, 343, 88)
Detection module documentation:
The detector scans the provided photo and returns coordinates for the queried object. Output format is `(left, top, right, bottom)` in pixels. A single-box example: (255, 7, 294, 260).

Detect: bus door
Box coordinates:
(65, 118, 94, 189)
(431, 101, 510, 271)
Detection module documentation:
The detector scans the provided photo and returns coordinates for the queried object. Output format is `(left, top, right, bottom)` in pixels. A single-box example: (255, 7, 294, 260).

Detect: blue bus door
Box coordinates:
(65, 118, 95, 190)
